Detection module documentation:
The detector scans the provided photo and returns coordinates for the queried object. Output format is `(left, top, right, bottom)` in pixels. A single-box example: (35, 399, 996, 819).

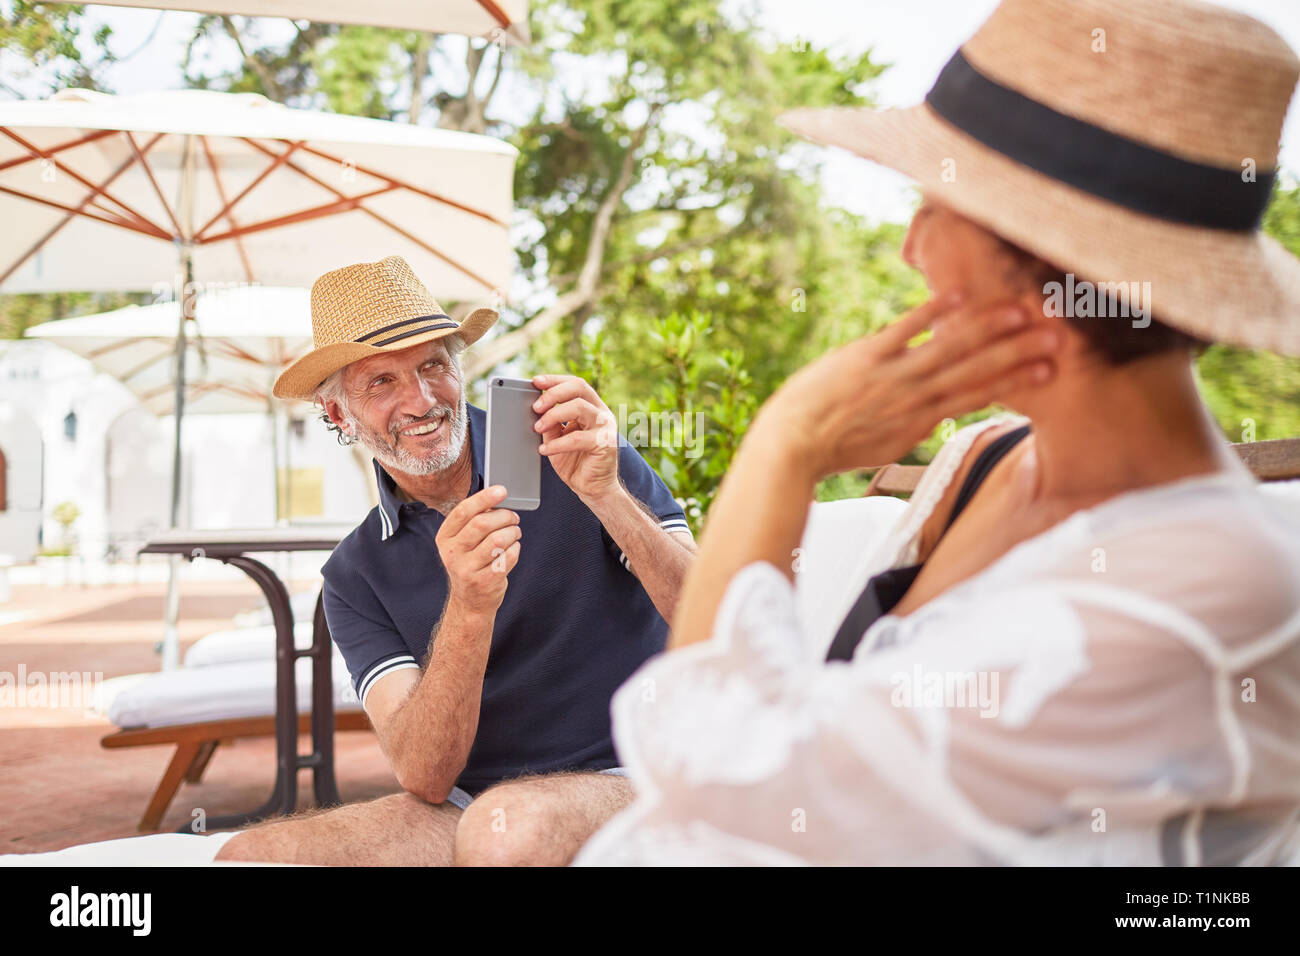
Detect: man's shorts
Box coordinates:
(446, 767, 628, 810)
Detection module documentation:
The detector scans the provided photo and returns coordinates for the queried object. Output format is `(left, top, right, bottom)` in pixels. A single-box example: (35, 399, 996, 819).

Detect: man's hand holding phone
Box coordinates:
(435, 485, 522, 617)
(531, 373, 621, 505)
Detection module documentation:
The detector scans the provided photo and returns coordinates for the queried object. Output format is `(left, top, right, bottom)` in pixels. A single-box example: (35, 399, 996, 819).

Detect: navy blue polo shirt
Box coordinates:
(321, 403, 689, 796)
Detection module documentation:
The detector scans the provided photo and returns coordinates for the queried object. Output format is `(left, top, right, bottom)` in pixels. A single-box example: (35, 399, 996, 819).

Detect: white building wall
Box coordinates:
(0, 340, 374, 564)
(0, 402, 43, 562)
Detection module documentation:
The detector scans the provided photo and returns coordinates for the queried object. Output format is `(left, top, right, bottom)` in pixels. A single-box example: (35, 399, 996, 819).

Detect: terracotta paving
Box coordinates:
(0, 579, 401, 855)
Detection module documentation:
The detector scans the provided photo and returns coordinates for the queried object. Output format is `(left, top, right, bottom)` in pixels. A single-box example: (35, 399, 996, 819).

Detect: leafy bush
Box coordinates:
(570, 311, 756, 534)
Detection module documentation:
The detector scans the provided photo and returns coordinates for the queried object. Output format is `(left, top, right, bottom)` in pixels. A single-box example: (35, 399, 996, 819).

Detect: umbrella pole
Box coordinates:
(160, 135, 198, 671)
(159, 246, 193, 670)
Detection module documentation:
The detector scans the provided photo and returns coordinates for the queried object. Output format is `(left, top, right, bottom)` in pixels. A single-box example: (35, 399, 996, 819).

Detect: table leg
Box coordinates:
(173, 553, 297, 832)
(307, 592, 341, 807)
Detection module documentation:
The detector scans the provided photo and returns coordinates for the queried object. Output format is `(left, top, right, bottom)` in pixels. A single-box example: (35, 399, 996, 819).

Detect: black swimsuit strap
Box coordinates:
(824, 423, 1032, 663)
(941, 423, 1032, 537)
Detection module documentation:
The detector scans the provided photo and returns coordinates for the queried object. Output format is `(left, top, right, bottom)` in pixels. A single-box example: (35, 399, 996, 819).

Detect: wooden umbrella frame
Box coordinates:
(0, 126, 506, 290)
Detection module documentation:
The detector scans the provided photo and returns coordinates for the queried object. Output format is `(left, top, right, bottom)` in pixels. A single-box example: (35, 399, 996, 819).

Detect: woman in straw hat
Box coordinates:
(574, 0, 1300, 865)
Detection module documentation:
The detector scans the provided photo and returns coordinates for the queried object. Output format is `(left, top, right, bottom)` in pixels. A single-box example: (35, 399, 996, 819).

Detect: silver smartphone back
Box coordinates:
(485, 377, 542, 510)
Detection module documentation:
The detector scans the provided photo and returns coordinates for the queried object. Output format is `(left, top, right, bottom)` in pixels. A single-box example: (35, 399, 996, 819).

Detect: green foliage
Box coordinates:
(510, 0, 892, 355)
(51, 500, 79, 529)
(50, 499, 79, 554)
(0, 1, 115, 94)
(0, 290, 145, 339)
(181, 16, 338, 104)
(569, 311, 756, 533)
(305, 26, 417, 119)
(500, 0, 920, 515)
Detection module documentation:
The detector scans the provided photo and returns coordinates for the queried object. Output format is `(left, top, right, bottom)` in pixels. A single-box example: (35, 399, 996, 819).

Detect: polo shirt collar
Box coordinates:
(372, 403, 485, 541)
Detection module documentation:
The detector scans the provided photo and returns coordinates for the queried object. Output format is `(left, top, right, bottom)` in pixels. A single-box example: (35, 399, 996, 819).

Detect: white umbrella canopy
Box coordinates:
(23, 286, 314, 416)
(0, 88, 518, 670)
(37, 0, 530, 41)
(0, 88, 517, 297)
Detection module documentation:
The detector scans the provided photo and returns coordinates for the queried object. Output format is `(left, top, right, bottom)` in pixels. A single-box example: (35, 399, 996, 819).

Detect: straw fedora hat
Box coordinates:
(274, 255, 498, 401)
(778, 0, 1300, 355)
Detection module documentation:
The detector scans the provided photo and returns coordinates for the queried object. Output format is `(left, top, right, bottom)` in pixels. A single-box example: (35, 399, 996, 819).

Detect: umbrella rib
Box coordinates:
(296, 142, 507, 227)
(358, 205, 499, 293)
(207, 339, 270, 365)
(140, 379, 266, 403)
(475, 0, 513, 29)
(0, 127, 171, 237)
(194, 140, 305, 241)
(239, 138, 500, 293)
(199, 135, 256, 283)
(0, 131, 166, 286)
(198, 184, 402, 245)
(86, 336, 152, 360)
(125, 131, 185, 240)
(0, 183, 172, 239)
(216, 381, 269, 402)
(118, 348, 173, 386)
(0, 128, 117, 174)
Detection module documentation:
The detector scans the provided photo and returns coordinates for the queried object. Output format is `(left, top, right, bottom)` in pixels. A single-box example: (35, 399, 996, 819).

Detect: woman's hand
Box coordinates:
(668, 292, 1059, 652)
(750, 292, 1058, 482)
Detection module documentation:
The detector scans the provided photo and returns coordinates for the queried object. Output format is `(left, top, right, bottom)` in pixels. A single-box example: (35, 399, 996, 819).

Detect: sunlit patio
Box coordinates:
(0, 571, 398, 852)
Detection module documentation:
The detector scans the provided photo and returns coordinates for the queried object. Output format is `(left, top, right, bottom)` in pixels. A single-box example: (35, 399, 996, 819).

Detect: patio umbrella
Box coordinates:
(25, 286, 318, 559)
(37, 0, 530, 42)
(24, 286, 313, 417)
(0, 87, 517, 665)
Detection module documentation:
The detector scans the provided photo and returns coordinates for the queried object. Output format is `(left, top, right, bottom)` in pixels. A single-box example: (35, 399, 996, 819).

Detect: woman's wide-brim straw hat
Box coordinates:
(273, 255, 498, 401)
(778, 0, 1300, 355)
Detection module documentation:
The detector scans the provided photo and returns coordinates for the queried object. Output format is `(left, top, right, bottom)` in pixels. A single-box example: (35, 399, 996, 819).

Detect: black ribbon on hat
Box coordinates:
(355, 314, 459, 347)
(925, 50, 1274, 231)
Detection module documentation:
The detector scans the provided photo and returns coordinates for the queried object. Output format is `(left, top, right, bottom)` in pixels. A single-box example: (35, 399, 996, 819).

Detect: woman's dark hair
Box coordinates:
(1000, 240, 1210, 365)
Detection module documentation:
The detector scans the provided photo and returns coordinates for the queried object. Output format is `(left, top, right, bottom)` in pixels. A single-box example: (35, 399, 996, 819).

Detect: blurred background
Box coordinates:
(1, 0, 1297, 852)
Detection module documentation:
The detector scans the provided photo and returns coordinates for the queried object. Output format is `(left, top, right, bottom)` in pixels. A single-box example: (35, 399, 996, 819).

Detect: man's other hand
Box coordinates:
(435, 484, 522, 616)
(531, 374, 621, 504)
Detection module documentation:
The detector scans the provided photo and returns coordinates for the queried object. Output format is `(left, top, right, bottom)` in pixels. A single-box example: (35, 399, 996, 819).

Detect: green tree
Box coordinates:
(167, 0, 911, 514)
(483, 0, 887, 381)
(570, 311, 757, 533)
(0, 1, 116, 96)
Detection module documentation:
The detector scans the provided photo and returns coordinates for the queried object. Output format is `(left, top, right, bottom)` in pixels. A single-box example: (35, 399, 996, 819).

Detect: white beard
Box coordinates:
(345, 394, 469, 478)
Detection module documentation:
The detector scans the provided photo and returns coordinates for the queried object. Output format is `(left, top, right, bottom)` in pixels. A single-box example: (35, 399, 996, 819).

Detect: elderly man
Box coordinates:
(215, 256, 694, 865)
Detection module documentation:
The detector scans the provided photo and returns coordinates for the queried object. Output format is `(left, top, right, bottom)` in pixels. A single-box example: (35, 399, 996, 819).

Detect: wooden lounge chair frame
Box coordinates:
(103, 710, 371, 832)
(865, 436, 1300, 497)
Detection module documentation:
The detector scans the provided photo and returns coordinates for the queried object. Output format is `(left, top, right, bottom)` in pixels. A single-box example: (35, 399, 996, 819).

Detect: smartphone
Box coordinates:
(485, 377, 542, 510)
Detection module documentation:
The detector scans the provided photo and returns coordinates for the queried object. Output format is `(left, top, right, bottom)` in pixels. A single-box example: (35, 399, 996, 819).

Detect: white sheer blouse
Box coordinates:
(575, 415, 1300, 866)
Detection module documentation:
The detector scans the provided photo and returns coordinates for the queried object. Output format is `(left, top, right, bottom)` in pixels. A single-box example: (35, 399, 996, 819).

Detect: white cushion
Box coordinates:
(233, 588, 322, 628)
(103, 658, 361, 729)
(795, 495, 909, 656)
(1260, 479, 1300, 499)
(1260, 479, 1300, 521)
(184, 622, 318, 667)
(0, 832, 240, 867)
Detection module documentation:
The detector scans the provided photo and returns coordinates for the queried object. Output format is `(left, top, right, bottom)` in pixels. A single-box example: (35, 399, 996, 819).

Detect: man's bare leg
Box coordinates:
(214, 791, 462, 866)
(453, 772, 634, 866)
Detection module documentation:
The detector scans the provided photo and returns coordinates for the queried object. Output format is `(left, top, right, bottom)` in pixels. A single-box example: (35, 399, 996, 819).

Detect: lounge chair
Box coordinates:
(94, 624, 368, 832)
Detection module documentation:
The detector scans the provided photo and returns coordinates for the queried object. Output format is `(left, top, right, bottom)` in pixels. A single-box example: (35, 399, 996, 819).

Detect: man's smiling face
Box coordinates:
(331, 337, 469, 477)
